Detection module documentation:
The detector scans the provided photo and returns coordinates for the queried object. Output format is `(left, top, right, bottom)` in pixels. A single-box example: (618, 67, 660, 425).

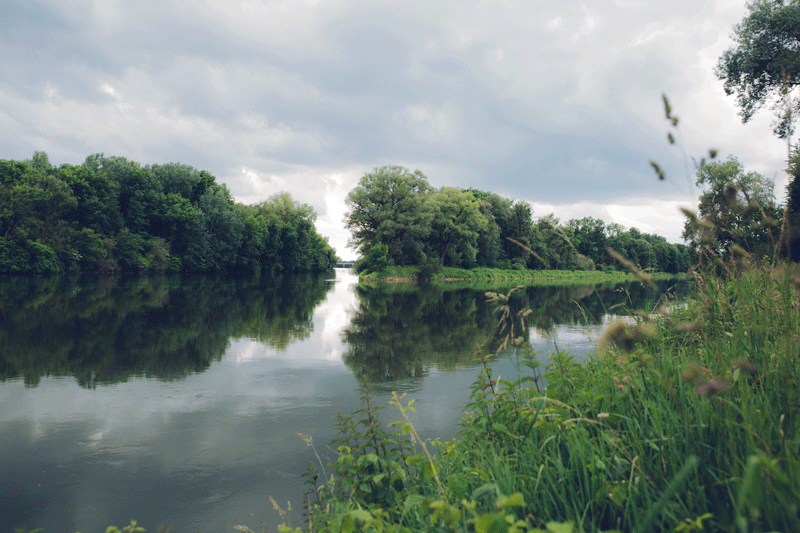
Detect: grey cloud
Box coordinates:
(0, 0, 785, 252)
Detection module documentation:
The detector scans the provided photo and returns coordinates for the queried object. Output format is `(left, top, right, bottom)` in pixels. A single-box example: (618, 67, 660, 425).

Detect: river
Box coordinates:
(0, 268, 690, 532)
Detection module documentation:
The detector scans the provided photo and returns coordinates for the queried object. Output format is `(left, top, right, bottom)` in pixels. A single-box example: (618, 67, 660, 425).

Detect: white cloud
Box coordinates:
(530, 197, 693, 244)
(100, 83, 118, 98)
(1, 0, 790, 259)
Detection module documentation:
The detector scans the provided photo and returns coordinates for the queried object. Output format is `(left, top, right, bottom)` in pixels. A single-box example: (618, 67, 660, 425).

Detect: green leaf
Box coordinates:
(491, 422, 515, 438)
(444, 506, 462, 527)
(466, 468, 491, 482)
(403, 494, 426, 515)
(349, 509, 374, 522)
(474, 513, 508, 533)
(341, 515, 355, 533)
(447, 472, 469, 499)
(472, 482, 499, 500)
(496, 492, 525, 508)
(423, 461, 440, 479)
(407, 452, 426, 466)
(546, 521, 575, 533)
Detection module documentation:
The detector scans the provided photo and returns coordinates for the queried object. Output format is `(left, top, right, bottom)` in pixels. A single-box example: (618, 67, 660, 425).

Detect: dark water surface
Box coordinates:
(0, 269, 690, 532)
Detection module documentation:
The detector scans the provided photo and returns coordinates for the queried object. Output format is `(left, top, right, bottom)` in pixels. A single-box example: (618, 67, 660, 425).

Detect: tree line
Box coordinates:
(0, 152, 338, 274)
(344, 165, 695, 275)
(347, 0, 800, 278)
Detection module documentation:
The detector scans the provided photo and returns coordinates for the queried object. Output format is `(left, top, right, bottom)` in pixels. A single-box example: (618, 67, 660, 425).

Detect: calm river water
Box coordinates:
(0, 269, 690, 532)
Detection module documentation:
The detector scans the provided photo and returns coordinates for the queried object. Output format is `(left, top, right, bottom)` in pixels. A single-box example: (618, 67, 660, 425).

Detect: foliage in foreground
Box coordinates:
(286, 92, 800, 530)
(285, 258, 800, 533)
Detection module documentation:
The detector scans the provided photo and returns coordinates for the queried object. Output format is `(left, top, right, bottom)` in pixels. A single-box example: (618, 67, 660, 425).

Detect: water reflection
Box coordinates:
(0, 269, 691, 533)
(341, 278, 690, 384)
(0, 272, 336, 387)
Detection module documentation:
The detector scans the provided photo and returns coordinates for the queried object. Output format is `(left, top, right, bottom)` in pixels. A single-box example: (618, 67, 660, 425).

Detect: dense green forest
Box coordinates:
(345, 166, 697, 274)
(344, 155, 793, 276)
(0, 152, 338, 273)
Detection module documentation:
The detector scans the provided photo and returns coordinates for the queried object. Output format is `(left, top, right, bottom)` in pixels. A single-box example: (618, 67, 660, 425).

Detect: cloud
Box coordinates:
(0, 0, 787, 257)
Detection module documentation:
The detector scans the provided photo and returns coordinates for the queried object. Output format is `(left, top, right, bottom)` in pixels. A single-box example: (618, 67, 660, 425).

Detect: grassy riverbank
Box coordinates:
(287, 261, 800, 533)
(359, 265, 681, 284)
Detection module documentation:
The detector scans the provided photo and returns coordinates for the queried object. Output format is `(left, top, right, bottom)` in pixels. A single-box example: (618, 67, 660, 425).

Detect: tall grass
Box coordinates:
(276, 98, 800, 533)
(286, 260, 799, 533)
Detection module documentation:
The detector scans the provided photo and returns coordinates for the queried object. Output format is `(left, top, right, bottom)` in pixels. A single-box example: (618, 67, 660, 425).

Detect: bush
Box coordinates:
(358, 243, 393, 275)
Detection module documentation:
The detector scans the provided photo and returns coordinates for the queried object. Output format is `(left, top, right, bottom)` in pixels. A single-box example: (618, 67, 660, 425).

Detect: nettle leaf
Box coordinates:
(403, 494, 426, 514)
(407, 452, 426, 466)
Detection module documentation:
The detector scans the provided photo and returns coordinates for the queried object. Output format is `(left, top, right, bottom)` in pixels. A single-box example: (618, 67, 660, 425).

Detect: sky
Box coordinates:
(1, 0, 792, 260)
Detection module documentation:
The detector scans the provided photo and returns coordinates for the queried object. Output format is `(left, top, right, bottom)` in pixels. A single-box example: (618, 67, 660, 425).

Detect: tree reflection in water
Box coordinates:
(0, 272, 334, 388)
(0, 272, 691, 390)
(341, 279, 691, 383)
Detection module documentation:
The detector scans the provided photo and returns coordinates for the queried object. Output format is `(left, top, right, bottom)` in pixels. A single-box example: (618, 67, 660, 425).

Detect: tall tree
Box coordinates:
(567, 217, 607, 266)
(683, 157, 780, 259)
(716, 0, 800, 139)
(344, 166, 433, 266)
(428, 187, 487, 267)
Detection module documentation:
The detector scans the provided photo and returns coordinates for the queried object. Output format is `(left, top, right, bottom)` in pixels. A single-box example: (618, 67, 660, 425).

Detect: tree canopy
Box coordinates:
(716, 0, 800, 139)
(344, 166, 434, 266)
(682, 156, 781, 260)
(0, 153, 338, 274)
(344, 166, 692, 275)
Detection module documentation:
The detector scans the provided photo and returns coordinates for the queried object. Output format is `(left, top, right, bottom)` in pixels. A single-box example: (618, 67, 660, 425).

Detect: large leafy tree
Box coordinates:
(716, 0, 800, 139)
(567, 217, 607, 266)
(683, 157, 781, 259)
(428, 187, 487, 267)
(344, 166, 434, 266)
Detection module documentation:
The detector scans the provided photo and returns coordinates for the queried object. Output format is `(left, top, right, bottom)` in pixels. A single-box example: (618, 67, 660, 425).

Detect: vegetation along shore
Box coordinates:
(265, 3, 800, 532)
(11, 2, 800, 531)
(358, 265, 683, 284)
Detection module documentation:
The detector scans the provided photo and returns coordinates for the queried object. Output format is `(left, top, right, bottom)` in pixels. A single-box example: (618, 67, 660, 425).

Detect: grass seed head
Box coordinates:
(724, 184, 739, 207)
(733, 359, 758, 376)
(695, 379, 730, 396)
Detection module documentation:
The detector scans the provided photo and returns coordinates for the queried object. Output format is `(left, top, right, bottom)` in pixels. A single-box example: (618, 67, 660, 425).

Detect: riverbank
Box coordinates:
(295, 262, 800, 533)
(359, 265, 684, 284)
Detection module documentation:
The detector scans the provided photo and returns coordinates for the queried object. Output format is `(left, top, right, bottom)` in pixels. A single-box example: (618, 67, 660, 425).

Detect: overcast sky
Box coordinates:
(1, 0, 792, 259)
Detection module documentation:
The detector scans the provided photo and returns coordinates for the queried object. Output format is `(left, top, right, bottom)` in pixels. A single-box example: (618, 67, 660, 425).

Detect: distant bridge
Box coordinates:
(336, 261, 355, 268)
